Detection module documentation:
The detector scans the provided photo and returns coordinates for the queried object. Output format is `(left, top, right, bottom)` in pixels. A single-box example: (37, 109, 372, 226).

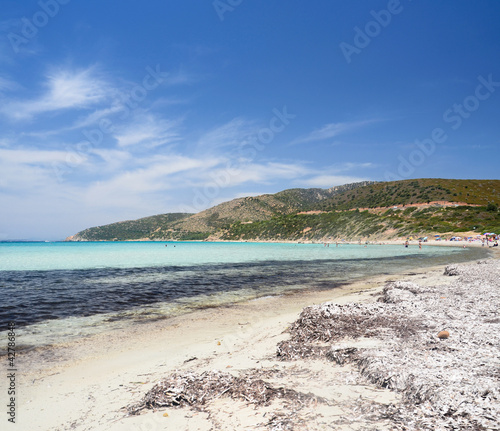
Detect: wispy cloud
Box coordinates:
(290, 119, 380, 145)
(0, 75, 19, 92)
(197, 117, 257, 151)
(114, 112, 181, 148)
(1, 66, 109, 120)
(82, 154, 220, 208)
(0, 147, 85, 194)
(0, 147, 76, 165)
(336, 162, 375, 171)
(0, 61, 379, 239)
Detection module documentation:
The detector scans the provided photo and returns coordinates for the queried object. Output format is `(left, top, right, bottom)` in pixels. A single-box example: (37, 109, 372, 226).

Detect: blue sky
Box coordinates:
(1, 1, 499, 240)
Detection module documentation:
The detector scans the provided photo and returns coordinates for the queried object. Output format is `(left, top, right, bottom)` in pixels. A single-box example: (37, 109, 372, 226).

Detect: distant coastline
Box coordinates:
(65, 179, 500, 243)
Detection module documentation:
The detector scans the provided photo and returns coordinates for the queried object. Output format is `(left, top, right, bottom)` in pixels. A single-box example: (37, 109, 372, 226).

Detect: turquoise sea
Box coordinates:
(0, 241, 490, 351)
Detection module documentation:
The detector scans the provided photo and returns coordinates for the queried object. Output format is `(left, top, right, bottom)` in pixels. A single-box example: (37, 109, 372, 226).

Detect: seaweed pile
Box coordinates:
(278, 260, 500, 430)
(128, 369, 327, 416)
(276, 300, 424, 361)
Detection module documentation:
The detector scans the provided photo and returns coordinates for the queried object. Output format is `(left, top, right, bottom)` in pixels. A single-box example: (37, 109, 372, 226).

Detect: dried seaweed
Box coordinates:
(277, 301, 424, 360)
(276, 259, 500, 430)
(326, 346, 359, 365)
(444, 264, 460, 276)
(128, 370, 327, 416)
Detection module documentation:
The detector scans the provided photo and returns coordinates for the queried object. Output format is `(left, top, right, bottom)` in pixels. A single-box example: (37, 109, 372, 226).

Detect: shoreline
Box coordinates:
(61, 237, 500, 257)
(2, 243, 490, 353)
(16, 270, 405, 430)
(11, 247, 498, 430)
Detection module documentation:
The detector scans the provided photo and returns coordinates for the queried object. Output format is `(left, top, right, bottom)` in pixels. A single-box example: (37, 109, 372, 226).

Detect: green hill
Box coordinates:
(67, 213, 193, 241)
(310, 179, 500, 211)
(221, 205, 500, 241)
(165, 181, 374, 236)
(67, 179, 500, 241)
(68, 181, 374, 241)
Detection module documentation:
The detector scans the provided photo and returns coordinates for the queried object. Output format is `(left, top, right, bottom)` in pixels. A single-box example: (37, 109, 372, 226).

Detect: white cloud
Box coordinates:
(91, 148, 131, 163)
(13, 105, 125, 140)
(336, 162, 375, 171)
(69, 104, 124, 131)
(186, 160, 310, 189)
(1, 67, 109, 120)
(82, 154, 220, 207)
(0, 57, 384, 240)
(0, 147, 89, 192)
(0, 76, 19, 92)
(0, 147, 76, 165)
(0, 138, 12, 147)
(197, 117, 256, 150)
(290, 119, 379, 145)
(115, 113, 181, 147)
(88, 148, 132, 173)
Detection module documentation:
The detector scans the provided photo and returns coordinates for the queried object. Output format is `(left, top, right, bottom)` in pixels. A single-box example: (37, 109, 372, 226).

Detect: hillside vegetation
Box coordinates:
(67, 179, 500, 242)
(221, 205, 500, 241)
(310, 179, 500, 211)
(67, 213, 193, 241)
(168, 181, 374, 234)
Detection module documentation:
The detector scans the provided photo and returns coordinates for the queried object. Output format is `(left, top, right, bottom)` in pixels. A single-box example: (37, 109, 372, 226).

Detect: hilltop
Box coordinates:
(67, 179, 500, 242)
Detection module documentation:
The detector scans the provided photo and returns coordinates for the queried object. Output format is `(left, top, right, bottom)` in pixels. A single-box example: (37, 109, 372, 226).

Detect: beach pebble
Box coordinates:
(437, 330, 450, 339)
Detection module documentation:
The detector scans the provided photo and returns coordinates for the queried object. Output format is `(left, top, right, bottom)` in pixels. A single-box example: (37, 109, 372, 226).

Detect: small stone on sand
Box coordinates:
(437, 330, 449, 339)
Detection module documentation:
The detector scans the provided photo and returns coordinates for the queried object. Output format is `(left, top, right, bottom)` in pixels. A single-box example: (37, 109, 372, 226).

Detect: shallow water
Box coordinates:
(0, 241, 489, 351)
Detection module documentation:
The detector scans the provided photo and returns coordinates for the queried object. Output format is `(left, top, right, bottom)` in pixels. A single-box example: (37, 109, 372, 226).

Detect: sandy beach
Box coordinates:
(7, 245, 499, 430)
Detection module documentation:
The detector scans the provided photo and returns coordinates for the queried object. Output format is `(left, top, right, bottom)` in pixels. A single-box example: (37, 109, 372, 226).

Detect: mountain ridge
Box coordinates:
(67, 179, 500, 242)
